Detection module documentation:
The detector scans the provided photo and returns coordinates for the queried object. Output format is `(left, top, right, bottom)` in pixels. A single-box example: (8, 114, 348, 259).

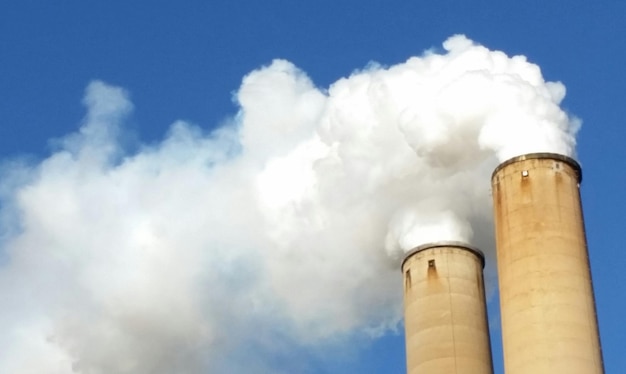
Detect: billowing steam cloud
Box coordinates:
(0, 35, 579, 373)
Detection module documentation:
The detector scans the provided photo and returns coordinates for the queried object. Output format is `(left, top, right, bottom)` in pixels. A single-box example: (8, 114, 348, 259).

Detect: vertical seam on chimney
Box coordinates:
(446, 251, 458, 374)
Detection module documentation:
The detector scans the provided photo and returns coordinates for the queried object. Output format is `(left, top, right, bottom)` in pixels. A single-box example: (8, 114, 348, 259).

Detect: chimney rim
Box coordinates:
(400, 240, 485, 270)
(491, 152, 582, 183)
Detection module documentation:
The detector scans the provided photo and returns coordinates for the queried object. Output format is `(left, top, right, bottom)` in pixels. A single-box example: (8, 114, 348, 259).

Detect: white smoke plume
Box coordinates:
(0, 35, 579, 373)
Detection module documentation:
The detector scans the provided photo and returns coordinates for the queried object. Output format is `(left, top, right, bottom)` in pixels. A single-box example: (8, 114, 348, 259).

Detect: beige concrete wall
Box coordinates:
(402, 242, 493, 374)
(492, 153, 604, 374)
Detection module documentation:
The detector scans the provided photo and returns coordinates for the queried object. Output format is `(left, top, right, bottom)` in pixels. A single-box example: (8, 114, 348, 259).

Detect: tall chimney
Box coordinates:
(402, 241, 494, 374)
(491, 152, 604, 374)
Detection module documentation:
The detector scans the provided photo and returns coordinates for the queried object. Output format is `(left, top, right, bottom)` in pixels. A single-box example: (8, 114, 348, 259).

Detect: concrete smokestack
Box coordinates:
(491, 153, 604, 374)
(401, 241, 494, 374)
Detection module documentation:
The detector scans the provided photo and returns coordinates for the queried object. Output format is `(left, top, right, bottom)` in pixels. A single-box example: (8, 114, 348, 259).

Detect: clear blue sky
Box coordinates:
(1, 1, 625, 373)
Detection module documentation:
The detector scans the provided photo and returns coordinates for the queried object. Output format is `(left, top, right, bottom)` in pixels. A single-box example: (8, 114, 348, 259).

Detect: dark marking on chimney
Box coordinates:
(427, 258, 438, 279)
(404, 269, 411, 291)
(520, 168, 531, 204)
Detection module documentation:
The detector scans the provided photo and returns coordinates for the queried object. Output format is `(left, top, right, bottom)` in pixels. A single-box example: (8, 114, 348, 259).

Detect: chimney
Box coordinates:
(491, 152, 604, 374)
(402, 241, 494, 374)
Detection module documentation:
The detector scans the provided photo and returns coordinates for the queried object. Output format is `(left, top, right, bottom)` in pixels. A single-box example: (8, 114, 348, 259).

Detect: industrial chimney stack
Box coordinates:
(491, 153, 604, 374)
(401, 153, 605, 374)
(402, 241, 494, 374)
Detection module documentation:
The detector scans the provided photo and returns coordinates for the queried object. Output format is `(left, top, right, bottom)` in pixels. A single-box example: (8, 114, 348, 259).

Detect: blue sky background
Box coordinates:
(1, 1, 625, 373)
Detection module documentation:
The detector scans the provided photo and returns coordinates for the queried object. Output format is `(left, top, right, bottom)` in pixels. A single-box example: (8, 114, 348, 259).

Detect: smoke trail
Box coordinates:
(0, 35, 579, 373)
